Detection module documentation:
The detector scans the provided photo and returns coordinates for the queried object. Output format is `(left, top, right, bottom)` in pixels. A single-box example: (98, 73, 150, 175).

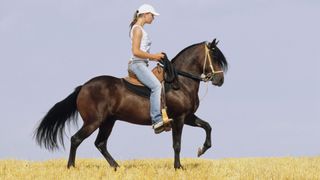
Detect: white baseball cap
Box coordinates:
(137, 4, 160, 16)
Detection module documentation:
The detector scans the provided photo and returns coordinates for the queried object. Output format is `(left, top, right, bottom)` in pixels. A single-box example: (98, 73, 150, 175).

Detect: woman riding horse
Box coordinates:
(34, 38, 228, 170)
(128, 4, 169, 133)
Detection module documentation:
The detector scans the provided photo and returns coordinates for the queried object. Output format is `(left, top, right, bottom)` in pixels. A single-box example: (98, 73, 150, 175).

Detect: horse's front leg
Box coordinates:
(185, 114, 212, 157)
(171, 117, 185, 169)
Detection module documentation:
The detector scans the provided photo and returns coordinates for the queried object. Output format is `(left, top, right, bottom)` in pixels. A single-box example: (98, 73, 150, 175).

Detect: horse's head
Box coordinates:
(171, 39, 228, 87)
(205, 39, 228, 86)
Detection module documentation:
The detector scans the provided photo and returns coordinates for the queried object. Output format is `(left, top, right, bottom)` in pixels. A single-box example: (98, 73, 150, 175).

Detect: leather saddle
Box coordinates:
(124, 64, 164, 86)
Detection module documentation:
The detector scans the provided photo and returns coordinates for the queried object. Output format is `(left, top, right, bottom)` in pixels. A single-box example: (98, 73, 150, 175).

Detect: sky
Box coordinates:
(0, 0, 319, 161)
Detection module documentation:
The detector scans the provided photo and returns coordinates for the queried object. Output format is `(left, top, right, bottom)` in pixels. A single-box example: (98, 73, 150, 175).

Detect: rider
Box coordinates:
(128, 4, 167, 133)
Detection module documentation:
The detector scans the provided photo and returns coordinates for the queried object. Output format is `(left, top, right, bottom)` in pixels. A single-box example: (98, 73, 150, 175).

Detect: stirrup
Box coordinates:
(161, 108, 173, 124)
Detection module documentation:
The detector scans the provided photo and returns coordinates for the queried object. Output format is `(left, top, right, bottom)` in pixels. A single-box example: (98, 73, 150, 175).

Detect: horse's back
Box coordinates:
(83, 75, 121, 86)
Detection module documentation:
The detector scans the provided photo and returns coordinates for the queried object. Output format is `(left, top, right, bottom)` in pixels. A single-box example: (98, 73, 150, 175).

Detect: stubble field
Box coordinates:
(1, 157, 320, 179)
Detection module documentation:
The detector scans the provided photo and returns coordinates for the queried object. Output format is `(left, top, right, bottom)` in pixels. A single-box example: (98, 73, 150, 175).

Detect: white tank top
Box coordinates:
(130, 25, 152, 61)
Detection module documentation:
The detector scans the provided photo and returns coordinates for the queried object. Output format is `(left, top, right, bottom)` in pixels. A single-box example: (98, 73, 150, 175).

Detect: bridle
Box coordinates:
(176, 43, 224, 82)
(200, 43, 224, 82)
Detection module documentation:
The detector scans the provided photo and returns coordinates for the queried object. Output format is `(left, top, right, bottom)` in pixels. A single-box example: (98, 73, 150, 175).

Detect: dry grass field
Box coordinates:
(1, 157, 320, 179)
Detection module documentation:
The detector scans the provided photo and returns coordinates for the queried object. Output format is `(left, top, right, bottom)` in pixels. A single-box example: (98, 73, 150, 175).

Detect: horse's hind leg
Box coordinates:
(94, 119, 119, 169)
(185, 114, 212, 157)
(67, 121, 101, 168)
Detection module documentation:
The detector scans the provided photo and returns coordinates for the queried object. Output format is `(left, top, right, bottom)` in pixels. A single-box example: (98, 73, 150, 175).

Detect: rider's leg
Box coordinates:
(128, 61, 162, 127)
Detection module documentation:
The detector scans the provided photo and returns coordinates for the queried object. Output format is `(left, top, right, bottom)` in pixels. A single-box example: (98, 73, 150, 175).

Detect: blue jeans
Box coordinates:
(128, 60, 162, 123)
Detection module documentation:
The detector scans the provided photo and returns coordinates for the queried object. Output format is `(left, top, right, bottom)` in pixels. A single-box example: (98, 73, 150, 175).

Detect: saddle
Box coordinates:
(124, 64, 164, 86)
(123, 58, 179, 96)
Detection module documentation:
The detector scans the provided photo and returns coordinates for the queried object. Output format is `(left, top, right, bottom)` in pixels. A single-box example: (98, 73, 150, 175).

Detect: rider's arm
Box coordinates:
(131, 27, 163, 61)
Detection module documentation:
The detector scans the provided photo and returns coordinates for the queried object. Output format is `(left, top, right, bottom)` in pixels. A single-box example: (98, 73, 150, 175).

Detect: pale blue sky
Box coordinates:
(0, 0, 319, 161)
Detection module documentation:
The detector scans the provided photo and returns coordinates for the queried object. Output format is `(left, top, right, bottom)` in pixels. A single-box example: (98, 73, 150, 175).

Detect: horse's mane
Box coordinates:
(171, 42, 203, 63)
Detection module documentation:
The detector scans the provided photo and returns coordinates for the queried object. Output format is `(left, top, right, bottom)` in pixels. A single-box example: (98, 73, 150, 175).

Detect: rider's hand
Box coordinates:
(152, 53, 165, 61)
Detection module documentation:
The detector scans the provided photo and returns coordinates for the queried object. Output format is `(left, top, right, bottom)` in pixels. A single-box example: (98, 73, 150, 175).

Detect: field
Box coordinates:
(1, 157, 320, 179)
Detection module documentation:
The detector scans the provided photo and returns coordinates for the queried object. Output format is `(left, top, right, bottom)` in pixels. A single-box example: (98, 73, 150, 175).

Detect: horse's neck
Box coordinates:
(172, 45, 204, 95)
(173, 44, 204, 75)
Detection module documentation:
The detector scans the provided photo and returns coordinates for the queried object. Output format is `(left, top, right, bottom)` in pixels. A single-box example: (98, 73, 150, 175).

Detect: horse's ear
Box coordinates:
(210, 38, 217, 48)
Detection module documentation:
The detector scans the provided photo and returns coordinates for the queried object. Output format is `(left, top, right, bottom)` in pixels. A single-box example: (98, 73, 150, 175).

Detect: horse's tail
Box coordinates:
(34, 86, 82, 151)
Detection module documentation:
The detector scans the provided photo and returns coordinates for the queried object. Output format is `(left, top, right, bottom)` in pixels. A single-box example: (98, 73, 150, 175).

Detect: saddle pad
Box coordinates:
(123, 78, 151, 98)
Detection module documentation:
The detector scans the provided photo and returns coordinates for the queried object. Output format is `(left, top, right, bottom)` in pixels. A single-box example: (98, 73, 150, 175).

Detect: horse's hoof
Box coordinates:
(198, 145, 211, 157)
(112, 165, 120, 171)
(175, 165, 185, 170)
(67, 164, 75, 169)
(197, 147, 203, 157)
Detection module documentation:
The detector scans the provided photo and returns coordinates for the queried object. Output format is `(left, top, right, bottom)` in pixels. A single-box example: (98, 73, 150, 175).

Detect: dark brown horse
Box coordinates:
(34, 39, 228, 169)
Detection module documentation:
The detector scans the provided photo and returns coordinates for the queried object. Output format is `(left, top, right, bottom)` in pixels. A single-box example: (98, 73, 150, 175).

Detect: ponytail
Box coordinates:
(129, 10, 139, 30)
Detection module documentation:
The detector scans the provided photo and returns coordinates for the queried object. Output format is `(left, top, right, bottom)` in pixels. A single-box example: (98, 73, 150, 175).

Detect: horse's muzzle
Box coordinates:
(211, 74, 224, 87)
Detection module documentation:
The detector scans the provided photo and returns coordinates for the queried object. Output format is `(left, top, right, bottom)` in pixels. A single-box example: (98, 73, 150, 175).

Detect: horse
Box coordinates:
(34, 38, 228, 170)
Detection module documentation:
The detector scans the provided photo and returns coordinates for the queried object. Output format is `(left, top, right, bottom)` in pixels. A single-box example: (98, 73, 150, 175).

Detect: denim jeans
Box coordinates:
(128, 60, 162, 123)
